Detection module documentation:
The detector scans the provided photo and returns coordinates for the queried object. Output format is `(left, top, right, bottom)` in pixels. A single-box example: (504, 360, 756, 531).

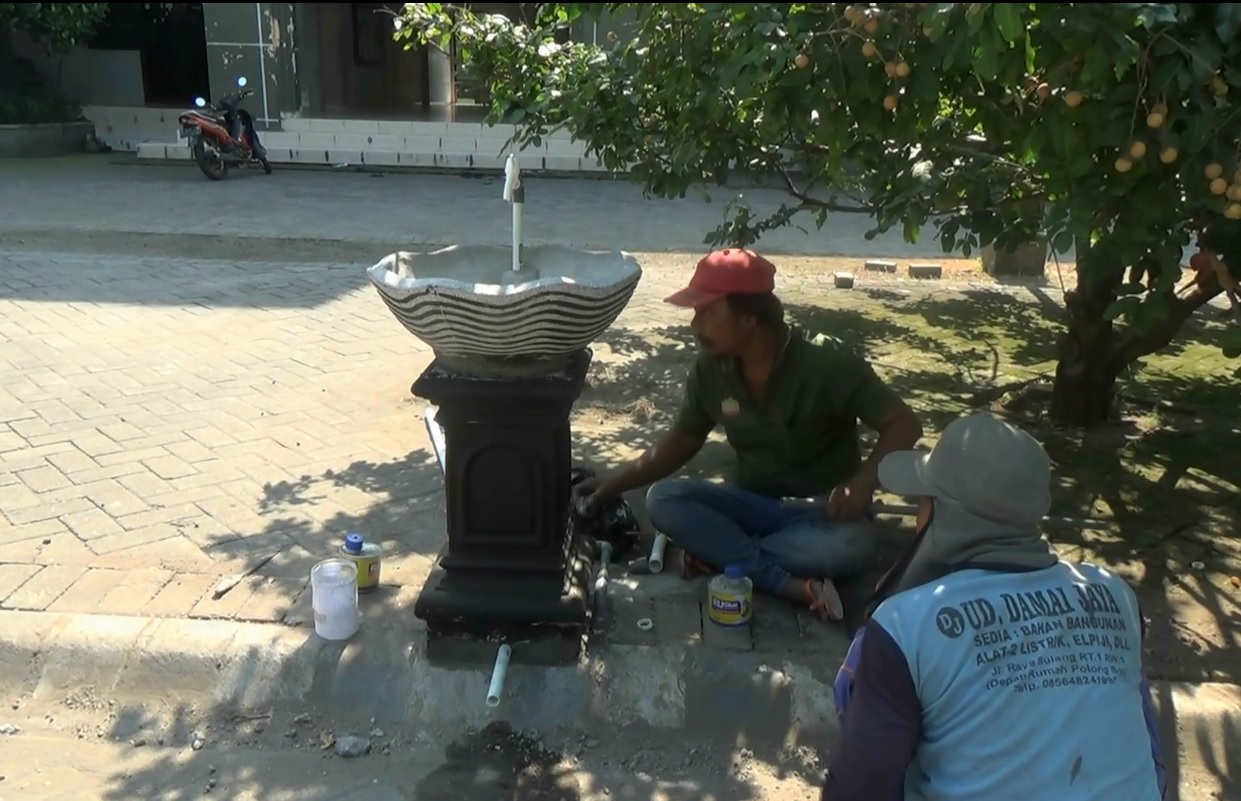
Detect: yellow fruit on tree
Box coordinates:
(1129, 141, 1147, 159)
(1205, 163, 1224, 179)
(1209, 177, 1228, 195)
(895, 62, 911, 78)
(1064, 90, 1084, 108)
(1035, 83, 1051, 99)
(1146, 112, 1165, 129)
(1114, 158, 1132, 173)
(795, 53, 810, 69)
(862, 41, 878, 58)
(884, 61, 898, 77)
(1226, 203, 1241, 220)
(1228, 185, 1241, 202)
(843, 5, 859, 21)
(1159, 147, 1178, 164)
(864, 18, 879, 33)
(883, 94, 899, 111)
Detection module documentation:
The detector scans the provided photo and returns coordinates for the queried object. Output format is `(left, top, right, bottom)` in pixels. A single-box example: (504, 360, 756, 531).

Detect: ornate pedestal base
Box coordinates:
(411, 350, 594, 664)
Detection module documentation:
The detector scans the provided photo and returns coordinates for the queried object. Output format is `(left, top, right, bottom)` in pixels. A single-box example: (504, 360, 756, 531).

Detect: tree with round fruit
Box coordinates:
(397, 2, 1241, 427)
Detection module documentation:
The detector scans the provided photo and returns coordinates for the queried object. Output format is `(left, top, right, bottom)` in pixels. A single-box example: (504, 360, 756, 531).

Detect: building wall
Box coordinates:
(12, 33, 146, 107)
(201, 3, 299, 126)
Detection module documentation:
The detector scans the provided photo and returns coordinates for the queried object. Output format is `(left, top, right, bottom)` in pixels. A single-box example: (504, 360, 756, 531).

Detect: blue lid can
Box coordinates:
(344, 532, 364, 553)
(724, 564, 745, 579)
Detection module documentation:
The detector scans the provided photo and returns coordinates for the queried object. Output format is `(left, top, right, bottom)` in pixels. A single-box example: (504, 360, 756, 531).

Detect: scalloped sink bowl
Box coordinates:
(367, 245, 642, 368)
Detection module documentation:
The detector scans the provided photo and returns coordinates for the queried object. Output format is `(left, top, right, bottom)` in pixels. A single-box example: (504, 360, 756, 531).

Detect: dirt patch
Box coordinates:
(416, 722, 579, 800)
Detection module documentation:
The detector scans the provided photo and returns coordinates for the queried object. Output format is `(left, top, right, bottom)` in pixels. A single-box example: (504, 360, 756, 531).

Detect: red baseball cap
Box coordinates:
(664, 249, 777, 308)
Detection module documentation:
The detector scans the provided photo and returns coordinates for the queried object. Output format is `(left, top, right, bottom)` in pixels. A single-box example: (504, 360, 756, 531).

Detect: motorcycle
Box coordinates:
(178, 76, 272, 181)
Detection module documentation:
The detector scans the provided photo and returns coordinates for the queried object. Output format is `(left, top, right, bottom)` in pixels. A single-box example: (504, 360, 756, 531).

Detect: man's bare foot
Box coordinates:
(805, 578, 845, 621)
(679, 550, 714, 579)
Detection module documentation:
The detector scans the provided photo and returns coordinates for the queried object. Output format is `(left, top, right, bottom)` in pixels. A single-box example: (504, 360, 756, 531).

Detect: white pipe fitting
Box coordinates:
(485, 643, 512, 708)
(648, 533, 669, 573)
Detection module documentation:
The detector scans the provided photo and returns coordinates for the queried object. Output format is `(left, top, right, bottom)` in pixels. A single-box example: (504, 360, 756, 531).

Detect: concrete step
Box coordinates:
(137, 140, 606, 172)
(268, 125, 588, 158)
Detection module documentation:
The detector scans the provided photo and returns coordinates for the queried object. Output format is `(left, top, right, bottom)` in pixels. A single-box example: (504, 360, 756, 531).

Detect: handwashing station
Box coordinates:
(366, 154, 642, 664)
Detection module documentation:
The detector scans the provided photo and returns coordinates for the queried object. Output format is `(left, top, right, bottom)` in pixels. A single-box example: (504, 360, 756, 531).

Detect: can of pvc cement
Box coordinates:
(707, 564, 753, 627)
(340, 532, 382, 593)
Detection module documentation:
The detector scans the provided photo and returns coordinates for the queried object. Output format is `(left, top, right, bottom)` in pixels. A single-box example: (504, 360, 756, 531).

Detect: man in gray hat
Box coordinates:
(821, 412, 1167, 801)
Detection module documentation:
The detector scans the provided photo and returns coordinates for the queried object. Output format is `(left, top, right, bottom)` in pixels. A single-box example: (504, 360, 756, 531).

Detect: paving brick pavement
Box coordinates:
(0, 155, 951, 258)
(0, 247, 709, 624)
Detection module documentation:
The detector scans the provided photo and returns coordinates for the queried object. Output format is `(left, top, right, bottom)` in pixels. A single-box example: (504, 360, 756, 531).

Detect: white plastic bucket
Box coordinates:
(311, 558, 361, 640)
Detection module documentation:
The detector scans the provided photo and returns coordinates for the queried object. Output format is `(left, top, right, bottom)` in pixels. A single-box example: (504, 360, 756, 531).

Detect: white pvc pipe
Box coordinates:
(595, 541, 613, 593)
(485, 644, 512, 708)
(648, 533, 668, 573)
(503, 154, 523, 272)
(512, 201, 523, 272)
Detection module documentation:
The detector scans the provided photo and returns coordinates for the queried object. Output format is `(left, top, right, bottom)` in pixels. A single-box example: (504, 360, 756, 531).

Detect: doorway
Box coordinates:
(88, 3, 210, 106)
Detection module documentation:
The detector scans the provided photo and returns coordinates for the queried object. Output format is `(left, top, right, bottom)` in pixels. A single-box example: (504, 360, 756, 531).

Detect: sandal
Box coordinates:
(679, 550, 714, 579)
(806, 578, 844, 621)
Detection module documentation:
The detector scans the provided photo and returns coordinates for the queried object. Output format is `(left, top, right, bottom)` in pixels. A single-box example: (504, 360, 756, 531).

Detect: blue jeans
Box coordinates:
(644, 479, 878, 596)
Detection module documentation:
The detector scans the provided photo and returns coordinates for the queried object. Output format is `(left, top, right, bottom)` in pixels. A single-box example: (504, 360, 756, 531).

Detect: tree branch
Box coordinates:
(777, 167, 871, 214)
(1112, 282, 1223, 366)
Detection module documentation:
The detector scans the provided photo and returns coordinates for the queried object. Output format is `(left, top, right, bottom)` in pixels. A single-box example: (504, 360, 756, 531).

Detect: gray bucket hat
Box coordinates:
(878, 412, 1052, 525)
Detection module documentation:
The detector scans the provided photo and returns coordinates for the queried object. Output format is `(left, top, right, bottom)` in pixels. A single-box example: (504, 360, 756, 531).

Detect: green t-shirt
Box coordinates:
(673, 328, 904, 498)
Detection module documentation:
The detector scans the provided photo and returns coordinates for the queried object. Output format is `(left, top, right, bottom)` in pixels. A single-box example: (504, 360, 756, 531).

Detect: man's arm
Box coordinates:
(821, 619, 921, 801)
(597, 361, 713, 497)
(840, 354, 923, 493)
(598, 427, 707, 496)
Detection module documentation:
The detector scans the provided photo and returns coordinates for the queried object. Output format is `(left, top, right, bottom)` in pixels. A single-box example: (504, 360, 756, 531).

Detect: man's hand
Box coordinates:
(826, 476, 874, 522)
(572, 476, 613, 514)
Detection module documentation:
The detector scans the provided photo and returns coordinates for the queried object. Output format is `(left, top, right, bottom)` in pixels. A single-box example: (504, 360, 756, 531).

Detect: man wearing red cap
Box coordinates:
(576, 249, 923, 618)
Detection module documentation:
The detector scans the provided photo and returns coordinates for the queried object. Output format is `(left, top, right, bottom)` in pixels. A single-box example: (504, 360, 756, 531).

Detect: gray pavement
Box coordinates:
(1, 155, 957, 256)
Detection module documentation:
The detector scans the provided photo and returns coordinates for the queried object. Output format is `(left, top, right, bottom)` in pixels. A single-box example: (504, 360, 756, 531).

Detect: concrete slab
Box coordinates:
(0, 609, 841, 743)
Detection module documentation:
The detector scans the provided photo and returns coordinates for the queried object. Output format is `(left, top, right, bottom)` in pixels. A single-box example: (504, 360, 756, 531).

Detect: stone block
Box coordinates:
(864, 259, 898, 273)
(981, 240, 1049, 277)
(908, 262, 943, 279)
(0, 121, 96, 158)
(701, 604, 754, 651)
(360, 150, 399, 167)
(833, 271, 855, 289)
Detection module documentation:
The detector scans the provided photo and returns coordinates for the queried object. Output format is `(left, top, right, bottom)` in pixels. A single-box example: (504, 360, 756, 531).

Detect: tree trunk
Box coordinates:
(1045, 238, 1224, 429)
(1047, 245, 1125, 428)
(1049, 328, 1120, 427)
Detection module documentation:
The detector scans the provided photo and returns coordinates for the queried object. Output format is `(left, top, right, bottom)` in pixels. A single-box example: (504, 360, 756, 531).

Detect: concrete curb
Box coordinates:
(0, 610, 839, 742)
(2, 610, 1238, 765)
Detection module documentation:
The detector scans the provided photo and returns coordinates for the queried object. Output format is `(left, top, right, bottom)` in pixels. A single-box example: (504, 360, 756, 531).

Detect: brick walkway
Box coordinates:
(0, 245, 707, 623)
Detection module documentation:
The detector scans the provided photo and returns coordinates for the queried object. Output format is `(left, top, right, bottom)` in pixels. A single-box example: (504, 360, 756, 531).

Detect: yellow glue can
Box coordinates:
(340, 532, 382, 593)
(707, 565, 753, 627)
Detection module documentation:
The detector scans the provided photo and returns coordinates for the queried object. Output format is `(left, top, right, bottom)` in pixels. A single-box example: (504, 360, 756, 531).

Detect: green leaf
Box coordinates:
(993, 4, 1023, 46)
(1217, 4, 1241, 42)
(1131, 293, 1172, 332)
(1103, 295, 1141, 322)
(1051, 229, 1075, 255)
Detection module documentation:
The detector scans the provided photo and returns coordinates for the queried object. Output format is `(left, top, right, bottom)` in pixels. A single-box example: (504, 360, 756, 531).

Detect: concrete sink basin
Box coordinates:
(367, 244, 642, 373)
